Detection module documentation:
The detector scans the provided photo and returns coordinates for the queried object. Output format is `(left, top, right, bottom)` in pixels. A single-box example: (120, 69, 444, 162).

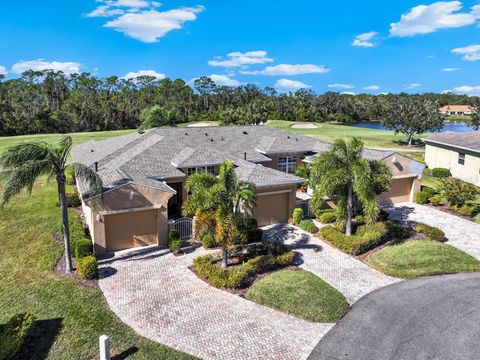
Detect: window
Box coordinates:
(278, 156, 296, 174)
(458, 153, 465, 165)
(187, 166, 216, 176)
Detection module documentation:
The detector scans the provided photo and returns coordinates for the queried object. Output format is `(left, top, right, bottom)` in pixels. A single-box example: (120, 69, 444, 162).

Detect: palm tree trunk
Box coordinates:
(345, 184, 353, 236)
(57, 174, 73, 273)
(221, 248, 228, 268)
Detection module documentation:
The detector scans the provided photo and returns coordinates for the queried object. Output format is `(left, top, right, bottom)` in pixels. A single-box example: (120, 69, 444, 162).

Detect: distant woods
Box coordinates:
(0, 70, 478, 136)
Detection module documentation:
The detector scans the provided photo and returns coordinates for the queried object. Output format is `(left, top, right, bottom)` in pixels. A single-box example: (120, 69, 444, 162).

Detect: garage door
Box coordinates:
(104, 209, 158, 251)
(253, 193, 290, 226)
(377, 178, 414, 206)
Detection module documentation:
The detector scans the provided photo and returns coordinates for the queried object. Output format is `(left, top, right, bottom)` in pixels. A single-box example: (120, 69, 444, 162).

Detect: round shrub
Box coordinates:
(319, 211, 337, 223)
(299, 219, 319, 233)
(201, 230, 217, 248)
(414, 223, 445, 242)
(455, 203, 479, 217)
(292, 208, 304, 225)
(77, 256, 98, 279)
(75, 239, 93, 258)
(168, 229, 182, 252)
(421, 186, 436, 198)
(431, 168, 451, 178)
(66, 192, 81, 207)
(416, 191, 428, 204)
(428, 194, 443, 206)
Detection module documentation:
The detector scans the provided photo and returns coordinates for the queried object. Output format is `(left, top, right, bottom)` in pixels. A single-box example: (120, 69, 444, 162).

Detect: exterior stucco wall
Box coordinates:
(425, 143, 480, 186)
(376, 177, 419, 206)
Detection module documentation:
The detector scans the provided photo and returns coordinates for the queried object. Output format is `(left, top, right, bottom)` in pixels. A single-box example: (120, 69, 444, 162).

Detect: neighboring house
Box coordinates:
(439, 105, 474, 116)
(72, 126, 424, 254)
(423, 132, 480, 186)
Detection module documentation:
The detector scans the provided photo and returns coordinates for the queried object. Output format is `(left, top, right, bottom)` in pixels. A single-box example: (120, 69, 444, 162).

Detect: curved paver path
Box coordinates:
(389, 203, 480, 260)
(98, 246, 332, 360)
(263, 224, 399, 304)
(308, 273, 480, 360)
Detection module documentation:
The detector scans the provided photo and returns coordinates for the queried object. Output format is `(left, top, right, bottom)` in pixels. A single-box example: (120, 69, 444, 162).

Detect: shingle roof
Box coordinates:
(423, 131, 480, 153)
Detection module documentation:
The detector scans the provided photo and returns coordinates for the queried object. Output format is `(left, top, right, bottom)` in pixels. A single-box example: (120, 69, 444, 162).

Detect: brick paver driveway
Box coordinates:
(98, 245, 332, 360)
(388, 203, 480, 260)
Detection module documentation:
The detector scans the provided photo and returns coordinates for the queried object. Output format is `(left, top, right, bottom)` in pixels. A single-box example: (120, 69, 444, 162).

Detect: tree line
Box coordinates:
(0, 70, 478, 136)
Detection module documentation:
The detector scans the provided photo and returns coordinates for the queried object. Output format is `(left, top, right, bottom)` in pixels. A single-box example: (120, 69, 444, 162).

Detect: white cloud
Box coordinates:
(390, 1, 477, 37)
(87, 0, 158, 17)
(208, 51, 273, 68)
(442, 67, 459, 72)
(121, 69, 165, 79)
(203, 74, 240, 87)
(87, 5, 125, 17)
(274, 79, 311, 91)
(11, 59, 81, 74)
(452, 44, 480, 61)
(364, 85, 380, 90)
(447, 85, 480, 95)
(405, 83, 422, 89)
(104, 6, 204, 42)
(240, 63, 329, 76)
(328, 83, 355, 89)
(352, 31, 378, 47)
(341, 92, 356, 95)
(0, 66, 7, 75)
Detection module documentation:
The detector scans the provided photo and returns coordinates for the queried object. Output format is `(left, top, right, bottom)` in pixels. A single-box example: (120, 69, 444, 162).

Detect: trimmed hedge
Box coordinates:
(193, 251, 295, 288)
(74, 239, 93, 259)
(431, 168, 451, 178)
(77, 256, 98, 279)
(292, 208, 304, 225)
(416, 191, 428, 204)
(168, 229, 182, 251)
(320, 226, 383, 255)
(414, 223, 445, 242)
(0, 313, 35, 360)
(319, 211, 337, 223)
(299, 219, 319, 233)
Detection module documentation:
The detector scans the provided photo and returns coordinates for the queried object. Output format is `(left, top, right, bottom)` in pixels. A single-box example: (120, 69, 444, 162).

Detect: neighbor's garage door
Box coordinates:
(377, 178, 414, 206)
(254, 193, 290, 226)
(104, 209, 158, 251)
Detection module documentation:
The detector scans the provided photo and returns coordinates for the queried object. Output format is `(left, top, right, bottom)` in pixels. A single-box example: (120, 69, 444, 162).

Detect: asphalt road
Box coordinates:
(308, 273, 480, 360)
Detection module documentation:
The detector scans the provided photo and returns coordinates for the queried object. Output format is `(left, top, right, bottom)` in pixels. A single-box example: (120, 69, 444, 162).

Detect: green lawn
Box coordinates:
(245, 270, 349, 322)
(364, 240, 480, 279)
(0, 181, 195, 360)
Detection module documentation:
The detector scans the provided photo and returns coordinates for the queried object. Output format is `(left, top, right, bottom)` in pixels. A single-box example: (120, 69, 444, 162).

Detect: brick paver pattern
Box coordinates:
(98, 244, 333, 360)
(389, 203, 480, 261)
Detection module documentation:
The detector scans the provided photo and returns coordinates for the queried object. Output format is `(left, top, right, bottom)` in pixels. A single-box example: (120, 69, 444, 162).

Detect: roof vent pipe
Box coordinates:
(244, 152, 247, 160)
(94, 162, 99, 172)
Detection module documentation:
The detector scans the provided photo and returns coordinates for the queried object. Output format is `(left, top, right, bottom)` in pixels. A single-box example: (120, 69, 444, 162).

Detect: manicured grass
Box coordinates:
(0, 181, 195, 359)
(267, 120, 430, 150)
(245, 270, 349, 322)
(364, 240, 480, 279)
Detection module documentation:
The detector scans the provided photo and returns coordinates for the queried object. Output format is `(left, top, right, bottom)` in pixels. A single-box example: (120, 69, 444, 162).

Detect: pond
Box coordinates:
(350, 122, 475, 133)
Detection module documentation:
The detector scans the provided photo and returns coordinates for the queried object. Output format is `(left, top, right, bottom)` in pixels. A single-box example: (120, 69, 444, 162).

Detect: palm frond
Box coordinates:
(0, 142, 49, 169)
(70, 163, 103, 197)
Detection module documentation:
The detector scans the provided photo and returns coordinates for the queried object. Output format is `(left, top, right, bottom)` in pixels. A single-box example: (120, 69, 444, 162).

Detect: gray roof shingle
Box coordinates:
(423, 131, 480, 153)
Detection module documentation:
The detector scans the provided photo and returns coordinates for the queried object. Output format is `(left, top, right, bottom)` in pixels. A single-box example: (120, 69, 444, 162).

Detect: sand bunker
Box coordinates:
(187, 122, 213, 127)
(291, 123, 317, 129)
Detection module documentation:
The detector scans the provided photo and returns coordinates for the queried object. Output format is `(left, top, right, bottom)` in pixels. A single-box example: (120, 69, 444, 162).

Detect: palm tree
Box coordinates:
(0, 136, 103, 273)
(183, 160, 256, 267)
(310, 137, 391, 235)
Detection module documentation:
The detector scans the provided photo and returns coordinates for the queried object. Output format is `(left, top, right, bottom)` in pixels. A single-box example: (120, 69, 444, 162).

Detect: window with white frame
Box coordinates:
(187, 166, 215, 176)
(278, 156, 296, 173)
(458, 153, 465, 165)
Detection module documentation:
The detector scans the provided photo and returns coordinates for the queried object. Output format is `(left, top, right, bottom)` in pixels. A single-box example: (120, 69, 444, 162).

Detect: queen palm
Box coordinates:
(310, 137, 391, 235)
(183, 160, 256, 267)
(0, 136, 103, 273)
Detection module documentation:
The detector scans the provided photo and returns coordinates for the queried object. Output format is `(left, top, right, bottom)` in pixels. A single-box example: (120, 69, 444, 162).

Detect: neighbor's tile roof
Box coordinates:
(423, 131, 480, 153)
(439, 105, 473, 112)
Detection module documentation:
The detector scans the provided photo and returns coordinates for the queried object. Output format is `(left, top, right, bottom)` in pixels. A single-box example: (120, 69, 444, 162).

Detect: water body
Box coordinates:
(350, 122, 474, 133)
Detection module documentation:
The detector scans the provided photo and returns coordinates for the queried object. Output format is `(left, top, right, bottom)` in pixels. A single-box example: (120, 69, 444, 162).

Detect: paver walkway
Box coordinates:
(388, 203, 480, 261)
(262, 224, 399, 304)
(98, 245, 332, 360)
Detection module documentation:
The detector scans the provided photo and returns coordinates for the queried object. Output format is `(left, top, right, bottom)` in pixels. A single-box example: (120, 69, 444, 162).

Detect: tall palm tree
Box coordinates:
(183, 160, 256, 267)
(310, 137, 391, 235)
(0, 136, 103, 273)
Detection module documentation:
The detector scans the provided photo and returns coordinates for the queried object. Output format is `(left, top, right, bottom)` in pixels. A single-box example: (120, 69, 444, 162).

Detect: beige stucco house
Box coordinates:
(423, 131, 480, 186)
(72, 125, 424, 254)
(438, 105, 474, 116)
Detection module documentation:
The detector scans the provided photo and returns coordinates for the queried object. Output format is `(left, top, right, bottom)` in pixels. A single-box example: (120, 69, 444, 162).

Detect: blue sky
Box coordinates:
(1, 0, 480, 94)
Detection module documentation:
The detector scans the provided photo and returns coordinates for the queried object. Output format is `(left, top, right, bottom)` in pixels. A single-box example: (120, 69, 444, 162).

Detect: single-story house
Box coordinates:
(72, 125, 424, 254)
(438, 105, 474, 116)
(423, 131, 480, 186)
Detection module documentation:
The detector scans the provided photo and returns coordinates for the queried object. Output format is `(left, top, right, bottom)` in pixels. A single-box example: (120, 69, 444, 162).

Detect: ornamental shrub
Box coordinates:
(66, 192, 81, 207)
(416, 191, 428, 204)
(168, 229, 182, 251)
(414, 223, 445, 242)
(454, 203, 480, 217)
(431, 168, 451, 178)
(439, 178, 479, 207)
(75, 239, 93, 258)
(319, 211, 337, 223)
(201, 230, 217, 248)
(299, 219, 319, 233)
(77, 256, 98, 279)
(421, 186, 436, 198)
(428, 194, 443, 206)
(319, 226, 384, 255)
(292, 208, 304, 225)
(0, 313, 35, 360)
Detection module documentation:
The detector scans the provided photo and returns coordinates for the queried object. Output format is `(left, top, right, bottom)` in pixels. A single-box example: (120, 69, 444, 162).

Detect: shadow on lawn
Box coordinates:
(112, 346, 139, 360)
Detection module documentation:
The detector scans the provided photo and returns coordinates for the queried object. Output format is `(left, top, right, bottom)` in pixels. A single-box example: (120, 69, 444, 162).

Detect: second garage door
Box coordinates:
(253, 193, 290, 226)
(104, 209, 158, 251)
